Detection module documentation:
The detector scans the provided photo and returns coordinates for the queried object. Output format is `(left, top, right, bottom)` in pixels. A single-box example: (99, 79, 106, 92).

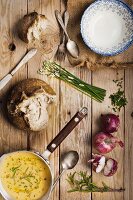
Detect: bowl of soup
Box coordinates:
(0, 151, 52, 200)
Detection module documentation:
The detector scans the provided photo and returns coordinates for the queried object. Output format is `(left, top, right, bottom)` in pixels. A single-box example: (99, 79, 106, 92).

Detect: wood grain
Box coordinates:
(27, 1, 60, 200)
(124, 68, 133, 200)
(0, 0, 28, 172)
(0, 0, 28, 199)
(59, 0, 92, 190)
(59, 65, 92, 200)
(92, 69, 124, 200)
(59, 5, 91, 200)
(0, 0, 133, 200)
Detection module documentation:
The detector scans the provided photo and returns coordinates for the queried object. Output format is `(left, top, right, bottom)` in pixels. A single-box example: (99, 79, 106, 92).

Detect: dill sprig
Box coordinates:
(38, 61, 106, 103)
(67, 171, 124, 193)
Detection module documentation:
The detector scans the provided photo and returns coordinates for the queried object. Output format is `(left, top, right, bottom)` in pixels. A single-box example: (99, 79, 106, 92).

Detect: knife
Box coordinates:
(0, 48, 37, 91)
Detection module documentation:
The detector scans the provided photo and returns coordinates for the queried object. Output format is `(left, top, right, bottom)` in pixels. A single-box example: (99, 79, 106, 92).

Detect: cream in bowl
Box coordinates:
(0, 152, 51, 200)
(81, 0, 133, 56)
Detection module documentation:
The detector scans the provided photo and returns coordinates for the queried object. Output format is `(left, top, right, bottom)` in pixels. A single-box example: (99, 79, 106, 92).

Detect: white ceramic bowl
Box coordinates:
(81, 0, 133, 56)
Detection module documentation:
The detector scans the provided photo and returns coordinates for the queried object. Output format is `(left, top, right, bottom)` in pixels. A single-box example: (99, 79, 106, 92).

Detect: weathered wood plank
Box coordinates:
(27, 1, 60, 200)
(0, 0, 28, 199)
(92, 69, 124, 200)
(0, 0, 28, 173)
(124, 68, 133, 200)
(59, 61, 92, 199)
(59, 6, 91, 200)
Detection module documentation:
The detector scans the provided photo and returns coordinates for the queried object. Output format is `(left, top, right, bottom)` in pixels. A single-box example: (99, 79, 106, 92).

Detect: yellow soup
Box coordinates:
(0, 152, 51, 200)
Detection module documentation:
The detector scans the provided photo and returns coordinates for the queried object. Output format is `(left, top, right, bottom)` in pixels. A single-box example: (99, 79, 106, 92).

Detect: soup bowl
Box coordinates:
(81, 0, 133, 56)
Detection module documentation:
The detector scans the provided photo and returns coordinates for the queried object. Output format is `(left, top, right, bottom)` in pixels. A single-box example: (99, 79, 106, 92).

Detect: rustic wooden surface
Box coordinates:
(0, 0, 133, 200)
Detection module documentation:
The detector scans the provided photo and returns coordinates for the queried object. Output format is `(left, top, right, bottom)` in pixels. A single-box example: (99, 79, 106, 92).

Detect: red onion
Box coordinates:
(104, 158, 118, 176)
(88, 153, 105, 173)
(101, 114, 120, 133)
(94, 132, 124, 154)
(88, 154, 118, 176)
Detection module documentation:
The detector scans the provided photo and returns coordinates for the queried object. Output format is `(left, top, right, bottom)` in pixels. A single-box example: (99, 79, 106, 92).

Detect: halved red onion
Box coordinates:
(104, 158, 118, 176)
(88, 153, 106, 173)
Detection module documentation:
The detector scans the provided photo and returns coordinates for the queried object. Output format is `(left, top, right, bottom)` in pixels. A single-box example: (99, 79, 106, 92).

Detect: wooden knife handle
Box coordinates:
(47, 107, 88, 153)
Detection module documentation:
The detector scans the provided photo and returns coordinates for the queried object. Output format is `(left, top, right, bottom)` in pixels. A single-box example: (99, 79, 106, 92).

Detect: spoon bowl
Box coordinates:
(61, 150, 79, 170)
(66, 39, 79, 58)
(51, 150, 79, 192)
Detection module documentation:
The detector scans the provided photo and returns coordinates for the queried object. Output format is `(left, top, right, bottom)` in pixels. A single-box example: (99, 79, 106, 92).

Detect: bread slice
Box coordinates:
(7, 78, 56, 132)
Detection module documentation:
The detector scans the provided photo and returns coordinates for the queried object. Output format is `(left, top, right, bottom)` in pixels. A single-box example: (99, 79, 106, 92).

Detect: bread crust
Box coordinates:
(7, 78, 56, 131)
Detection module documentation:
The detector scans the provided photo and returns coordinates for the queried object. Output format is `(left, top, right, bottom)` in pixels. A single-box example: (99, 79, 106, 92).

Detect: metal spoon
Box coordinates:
(52, 150, 79, 190)
(55, 10, 79, 58)
(55, 10, 69, 62)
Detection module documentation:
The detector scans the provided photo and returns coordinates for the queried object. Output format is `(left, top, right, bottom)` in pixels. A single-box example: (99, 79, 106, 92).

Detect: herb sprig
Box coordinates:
(21, 168, 35, 185)
(10, 165, 21, 178)
(109, 78, 128, 112)
(38, 61, 106, 103)
(67, 171, 124, 193)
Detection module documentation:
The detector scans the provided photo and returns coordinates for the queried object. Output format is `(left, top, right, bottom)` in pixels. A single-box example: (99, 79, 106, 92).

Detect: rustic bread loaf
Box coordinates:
(18, 12, 48, 43)
(7, 78, 56, 132)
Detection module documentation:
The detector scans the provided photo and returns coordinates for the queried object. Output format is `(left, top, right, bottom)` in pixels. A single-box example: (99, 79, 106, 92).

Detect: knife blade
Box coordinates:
(0, 48, 37, 91)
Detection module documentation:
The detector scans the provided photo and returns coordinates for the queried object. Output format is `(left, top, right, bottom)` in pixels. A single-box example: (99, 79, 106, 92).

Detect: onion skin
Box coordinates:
(104, 158, 118, 176)
(94, 132, 124, 154)
(101, 114, 120, 133)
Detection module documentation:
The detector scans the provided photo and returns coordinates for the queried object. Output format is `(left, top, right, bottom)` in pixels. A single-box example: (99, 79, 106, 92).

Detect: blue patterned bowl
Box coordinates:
(81, 0, 133, 56)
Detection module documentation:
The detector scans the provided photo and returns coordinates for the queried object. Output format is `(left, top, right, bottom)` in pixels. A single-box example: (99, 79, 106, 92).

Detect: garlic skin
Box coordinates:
(15, 88, 55, 131)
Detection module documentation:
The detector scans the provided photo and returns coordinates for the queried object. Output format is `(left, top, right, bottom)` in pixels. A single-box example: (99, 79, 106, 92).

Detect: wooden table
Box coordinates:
(0, 0, 133, 200)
